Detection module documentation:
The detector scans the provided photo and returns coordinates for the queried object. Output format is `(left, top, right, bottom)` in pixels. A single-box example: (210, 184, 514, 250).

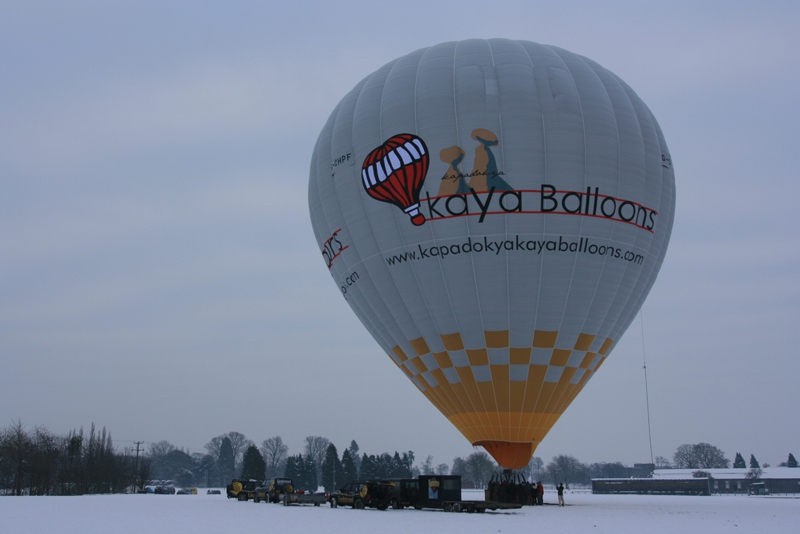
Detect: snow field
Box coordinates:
(1, 490, 798, 534)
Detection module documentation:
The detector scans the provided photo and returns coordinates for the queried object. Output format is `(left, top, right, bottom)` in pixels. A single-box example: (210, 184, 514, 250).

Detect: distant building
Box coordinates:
(592, 467, 800, 496)
(652, 468, 800, 495)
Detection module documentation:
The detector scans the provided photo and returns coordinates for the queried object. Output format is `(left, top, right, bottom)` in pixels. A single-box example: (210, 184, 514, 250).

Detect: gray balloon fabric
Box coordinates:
(308, 39, 675, 469)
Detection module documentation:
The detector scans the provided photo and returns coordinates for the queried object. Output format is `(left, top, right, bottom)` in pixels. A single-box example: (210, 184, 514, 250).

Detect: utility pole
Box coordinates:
(134, 441, 144, 491)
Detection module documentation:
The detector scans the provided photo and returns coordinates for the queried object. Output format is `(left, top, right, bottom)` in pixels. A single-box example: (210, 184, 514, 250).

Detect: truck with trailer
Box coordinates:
(331, 475, 522, 513)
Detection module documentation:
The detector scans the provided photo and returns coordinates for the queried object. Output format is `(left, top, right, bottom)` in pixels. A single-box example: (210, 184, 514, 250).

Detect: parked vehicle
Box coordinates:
(226, 479, 259, 501)
(372, 476, 522, 513)
(254, 478, 294, 503)
(329, 481, 393, 510)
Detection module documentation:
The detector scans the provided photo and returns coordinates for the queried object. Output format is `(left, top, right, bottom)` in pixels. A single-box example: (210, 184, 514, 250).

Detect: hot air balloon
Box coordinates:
(308, 39, 675, 469)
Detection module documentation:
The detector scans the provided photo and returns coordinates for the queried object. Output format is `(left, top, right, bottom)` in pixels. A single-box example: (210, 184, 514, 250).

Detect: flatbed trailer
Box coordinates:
(442, 500, 522, 513)
(280, 492, 328, 506)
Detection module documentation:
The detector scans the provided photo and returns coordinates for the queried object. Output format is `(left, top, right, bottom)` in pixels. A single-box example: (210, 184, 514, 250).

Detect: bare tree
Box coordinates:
(451, 456, 467, 476)
(673, 443, 729, 469)
(260, 436, 288, 478)
(148, 440, 176, 457)
(226, 432, 254, 465)
(673, 444, 699, 469)
(694, 443, 729, 469)
(436, 463, 450, 475)
(421, 455, 434, 474)
(1, 420, 31, 495)
(546, 455, 588, 488)
(526, 456, 545, 482)
(204, 436, 223, 459)
(29, 427, 60, 495)
(655, 456, 672, 468)
(464, 451, 495, 489)
(304, 436, 330, 487)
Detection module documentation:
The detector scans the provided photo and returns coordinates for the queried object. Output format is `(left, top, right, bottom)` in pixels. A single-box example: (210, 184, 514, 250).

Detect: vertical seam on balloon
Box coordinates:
(316, 82, 403, 362)
(595, 71, 651, 354)
(416, 44, 461, 354)
(462, 39, 494, 440)
(518, 41, 550, 439)
(551, 52, 585, 348)
(416, 43, 476, 423)
(460, 40, 494, 436)
(587, 75, 630, 352)
(449, 40, 492, 437)
(569, 55, 621, 368)
(378, 54, 443, 365)
(525, 46, 576, 430)
(485, 38, 506, 442)
(608, 85, 660, 351)
(432, 43, 483, 425)
(351, 61, 428, 363)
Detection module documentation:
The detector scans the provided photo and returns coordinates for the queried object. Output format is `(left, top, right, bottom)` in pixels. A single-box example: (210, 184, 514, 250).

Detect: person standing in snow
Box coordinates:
(537, 481, 544, 505)
(557, 483, 565, 506)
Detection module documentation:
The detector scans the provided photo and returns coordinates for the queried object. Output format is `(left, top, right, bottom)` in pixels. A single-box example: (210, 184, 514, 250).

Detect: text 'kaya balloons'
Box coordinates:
(309, 39, 675, 469)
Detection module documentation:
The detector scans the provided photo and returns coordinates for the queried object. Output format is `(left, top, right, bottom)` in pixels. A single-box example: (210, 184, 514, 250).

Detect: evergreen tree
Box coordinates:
(217, 437, 235, 483)
(749, 454, 760, 469)
(733, 452, 746, 468)
(400, 452, 413, 478)
(240, 445, 266, 481)
(390, 452, 404, 478)
(788, 453, 798, 468)
(360, 454, 377, 480)
(283, 455, 300, 482)
(300, 454, 318, 491)
(349, 441, 361, 475)
(341, 449, 357, 484)
(376, 453, 392, 479)
(320, 443, 345, 492)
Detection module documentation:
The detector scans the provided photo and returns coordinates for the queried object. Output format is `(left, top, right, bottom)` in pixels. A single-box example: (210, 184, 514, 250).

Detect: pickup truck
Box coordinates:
(226, 479, 258, 501)
(254, 478, 293, 503)
(329, 481, 393, 510)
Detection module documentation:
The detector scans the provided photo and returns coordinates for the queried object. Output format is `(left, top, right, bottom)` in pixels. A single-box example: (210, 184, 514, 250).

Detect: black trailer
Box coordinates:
(388, 475, 521, 513)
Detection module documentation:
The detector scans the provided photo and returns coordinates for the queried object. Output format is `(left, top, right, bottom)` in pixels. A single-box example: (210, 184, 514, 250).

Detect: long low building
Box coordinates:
(653, 468, 800, 495)
(592, 468, 800, 496)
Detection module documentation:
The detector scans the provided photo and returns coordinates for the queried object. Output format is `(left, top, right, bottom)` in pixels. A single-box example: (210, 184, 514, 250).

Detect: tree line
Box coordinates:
(3, 420, 796, 495)
(0, 421, 146, 495)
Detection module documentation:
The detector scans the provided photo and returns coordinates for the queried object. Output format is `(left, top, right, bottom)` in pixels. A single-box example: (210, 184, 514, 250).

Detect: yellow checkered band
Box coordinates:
(389, 330, 612, 449)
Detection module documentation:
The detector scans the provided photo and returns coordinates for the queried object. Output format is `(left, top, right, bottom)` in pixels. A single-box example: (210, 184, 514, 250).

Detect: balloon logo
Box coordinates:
(309, 39, 675, 469)
(361, 134, 429, 226)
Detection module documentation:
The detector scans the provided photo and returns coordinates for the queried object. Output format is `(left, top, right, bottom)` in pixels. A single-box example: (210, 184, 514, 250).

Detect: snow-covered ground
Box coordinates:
(2, 489, 797, 533)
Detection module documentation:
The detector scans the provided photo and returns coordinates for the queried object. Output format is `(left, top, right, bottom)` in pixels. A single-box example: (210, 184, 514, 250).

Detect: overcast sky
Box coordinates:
(1, 1, 798, 469)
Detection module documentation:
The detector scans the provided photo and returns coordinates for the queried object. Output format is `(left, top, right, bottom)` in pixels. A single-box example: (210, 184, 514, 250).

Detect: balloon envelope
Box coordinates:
(309, 39, 675, 469)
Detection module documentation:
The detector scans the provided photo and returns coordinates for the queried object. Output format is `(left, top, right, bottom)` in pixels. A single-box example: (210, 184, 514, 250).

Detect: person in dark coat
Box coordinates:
(557, 483, 565, 506)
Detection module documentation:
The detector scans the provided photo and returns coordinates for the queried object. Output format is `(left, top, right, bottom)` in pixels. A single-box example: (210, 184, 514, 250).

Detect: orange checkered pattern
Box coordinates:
(388, 330, 613, 468)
